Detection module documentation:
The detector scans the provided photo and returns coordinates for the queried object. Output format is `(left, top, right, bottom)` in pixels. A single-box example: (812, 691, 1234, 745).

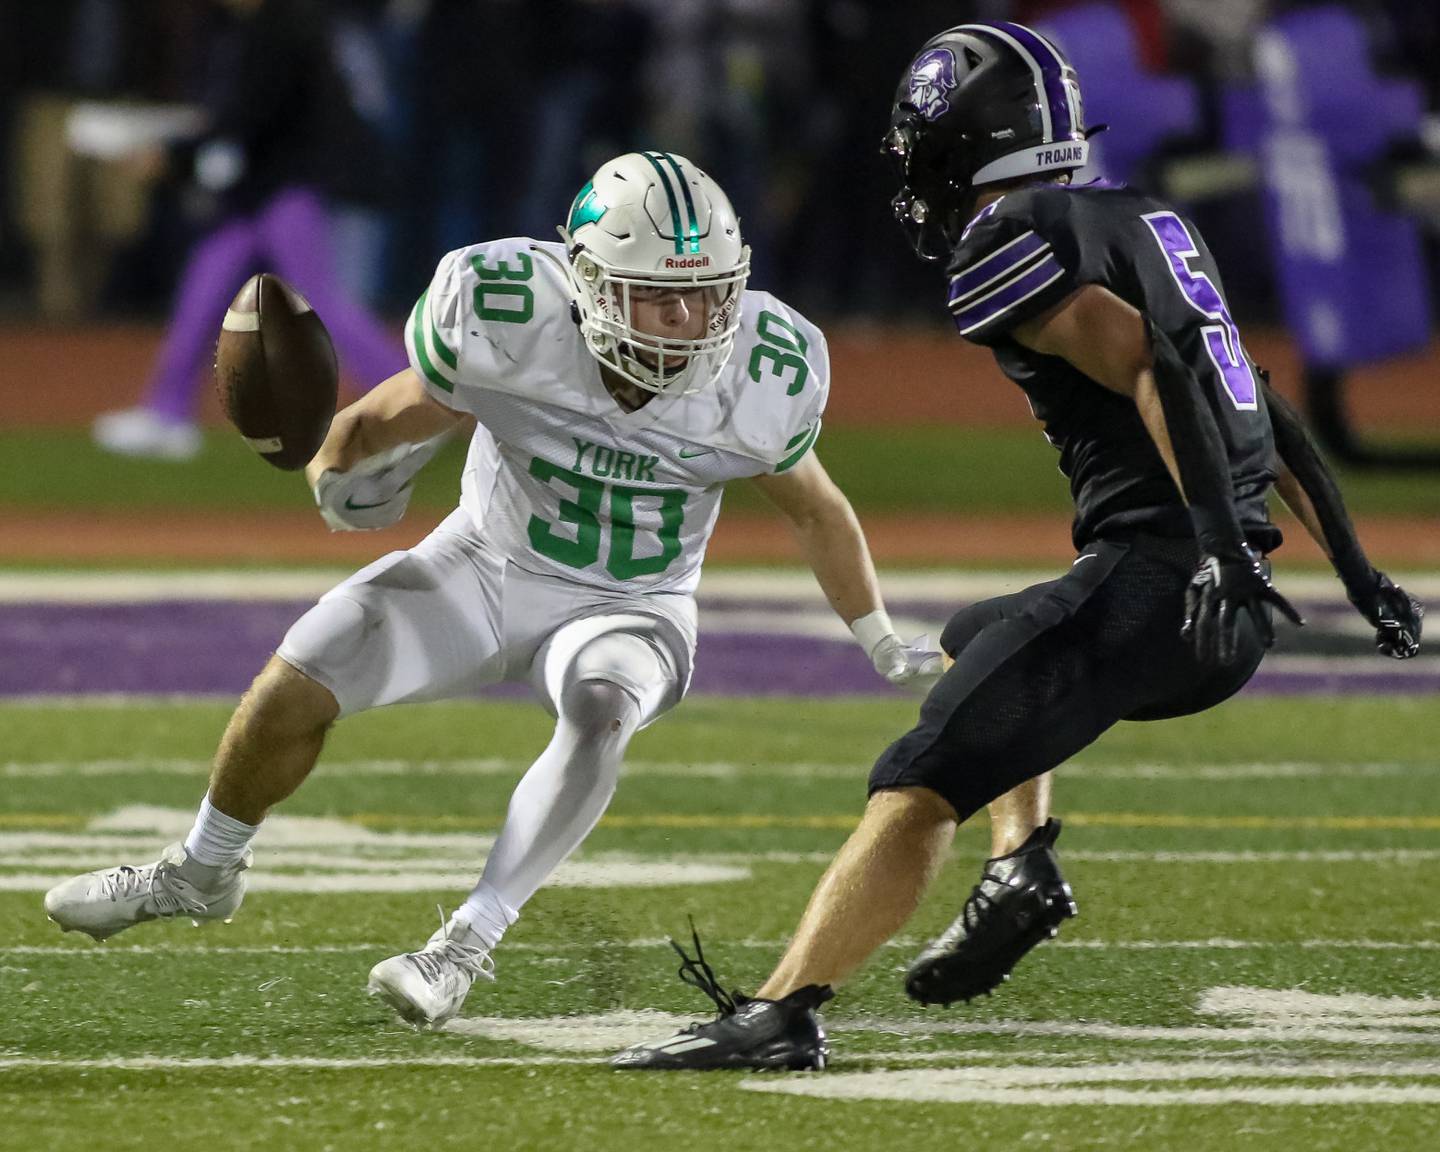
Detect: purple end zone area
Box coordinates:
(1, 600, 1436, 699)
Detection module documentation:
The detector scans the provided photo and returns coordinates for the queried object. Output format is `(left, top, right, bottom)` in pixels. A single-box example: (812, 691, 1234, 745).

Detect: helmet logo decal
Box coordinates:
(568, 181, 608, 231)
(909, 48, 958, 122)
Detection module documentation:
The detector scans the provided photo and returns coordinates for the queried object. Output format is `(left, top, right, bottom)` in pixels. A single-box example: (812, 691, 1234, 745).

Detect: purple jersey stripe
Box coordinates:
(947, 231, 1047, 305)
(994, 21, 1075, 140)
(954, 253, 1065, 334)
(949, 244, 1053, 314)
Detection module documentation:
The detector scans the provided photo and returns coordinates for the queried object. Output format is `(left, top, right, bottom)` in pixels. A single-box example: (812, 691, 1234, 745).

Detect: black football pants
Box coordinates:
(868, 534, 1268, 821)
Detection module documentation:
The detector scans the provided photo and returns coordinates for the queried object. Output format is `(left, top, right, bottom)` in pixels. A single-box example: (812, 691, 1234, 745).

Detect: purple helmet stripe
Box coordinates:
(947, 231, 1047, 305)
(992, 21, 1076, 143)
(953, 253, 1065, 334)
(958, 23, 1050, 140)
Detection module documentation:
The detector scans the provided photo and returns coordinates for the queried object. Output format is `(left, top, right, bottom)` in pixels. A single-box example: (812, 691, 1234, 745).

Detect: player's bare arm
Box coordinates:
(1263, 381, 1423, 657)
(306, 367, 470, 485)
(1011, 284, 1302, 663)
(305, 368, 472, 532)
(750, 452, 883, 625)
(751, 453, 942, 689)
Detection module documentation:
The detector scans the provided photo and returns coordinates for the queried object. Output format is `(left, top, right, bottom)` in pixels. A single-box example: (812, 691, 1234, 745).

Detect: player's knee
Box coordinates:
(274, 594, 375, 707)
(241, 655, 339, 739)
(941, 606, 990, 658)
(558, 677, 639, 739)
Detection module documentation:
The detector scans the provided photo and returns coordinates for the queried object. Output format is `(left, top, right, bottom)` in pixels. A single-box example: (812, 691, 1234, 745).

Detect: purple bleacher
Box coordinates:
(1241, 5, 1432, 367)
(1038, 3, 1201, 185)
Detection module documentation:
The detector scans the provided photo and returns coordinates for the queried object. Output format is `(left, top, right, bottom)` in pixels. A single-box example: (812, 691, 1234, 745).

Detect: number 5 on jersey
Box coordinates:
(1142, 211, 1257, 411)
(527, 457, 686, 580)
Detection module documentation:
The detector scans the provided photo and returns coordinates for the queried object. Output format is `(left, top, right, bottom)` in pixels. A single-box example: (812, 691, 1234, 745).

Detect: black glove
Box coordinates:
(1182, 545, 1305, 665)
(1348, 571, 1424, 659)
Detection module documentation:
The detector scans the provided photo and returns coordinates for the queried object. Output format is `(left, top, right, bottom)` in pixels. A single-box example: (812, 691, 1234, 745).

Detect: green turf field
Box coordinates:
(2, 696, 1438, 1150)
(6, 425, 1438, 518)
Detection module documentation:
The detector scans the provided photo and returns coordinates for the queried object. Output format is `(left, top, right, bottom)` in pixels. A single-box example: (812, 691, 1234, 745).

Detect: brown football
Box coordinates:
(214, 273, 338, 470)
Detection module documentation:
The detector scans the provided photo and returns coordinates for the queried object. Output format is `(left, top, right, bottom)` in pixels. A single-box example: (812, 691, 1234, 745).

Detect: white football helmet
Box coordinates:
(557, 152, 750, 394)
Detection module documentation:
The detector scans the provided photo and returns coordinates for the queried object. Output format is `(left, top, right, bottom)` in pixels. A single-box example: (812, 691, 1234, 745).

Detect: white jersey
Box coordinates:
(405, 238, 829, 596)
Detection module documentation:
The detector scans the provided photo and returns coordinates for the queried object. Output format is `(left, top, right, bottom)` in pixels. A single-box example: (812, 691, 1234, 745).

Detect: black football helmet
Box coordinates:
(883, 22, 1094, 260)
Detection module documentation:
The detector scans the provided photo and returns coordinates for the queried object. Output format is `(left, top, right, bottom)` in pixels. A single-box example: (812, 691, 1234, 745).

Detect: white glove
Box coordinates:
(312, 435, 447, 532)
(850, 609, 945, 692)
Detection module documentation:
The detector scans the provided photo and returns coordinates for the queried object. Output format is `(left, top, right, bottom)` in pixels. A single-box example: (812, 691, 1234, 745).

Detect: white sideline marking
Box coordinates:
(6, 820, 1440, 869)
(0, 1056, 600, 1071)
(1064, 850, 1440, 863)
(853, 1019, 1440, 1047)
(444, 1010, 695, 1052)
(4, 569, 1435, 603)
(5, 938, 1438, 958)
(743, 1062, 1440, 1107)
(6, 1053, 1440, 1096)
(0, 861, 750, 893)
(29, 848, 1440, 870)
(89, 806, 396, 844)
(5, 757, 1433, 782)
(1201, 986, 1440, 1025)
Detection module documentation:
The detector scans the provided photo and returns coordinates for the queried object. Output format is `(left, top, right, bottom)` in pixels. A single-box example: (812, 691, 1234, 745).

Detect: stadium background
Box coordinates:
(2, 2, 1439, 1150)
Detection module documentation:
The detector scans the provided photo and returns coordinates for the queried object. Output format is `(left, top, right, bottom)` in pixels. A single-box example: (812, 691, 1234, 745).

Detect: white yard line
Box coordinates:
(744, 1072, 1440, 1107)
(0, 1055, 602, 1070)
(3, 938, 1437, 956)
(2, 758, 1433, 781)
(6, 569, 1437, 603)
(0, 860, 751, 893)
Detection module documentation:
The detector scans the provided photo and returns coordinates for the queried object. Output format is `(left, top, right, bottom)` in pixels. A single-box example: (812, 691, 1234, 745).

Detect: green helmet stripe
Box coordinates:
(640, 151, 685, 254)
(657, 152, 702, 254)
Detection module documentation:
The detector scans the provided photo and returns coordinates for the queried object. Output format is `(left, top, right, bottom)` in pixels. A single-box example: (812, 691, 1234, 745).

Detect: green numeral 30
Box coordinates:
(748, 310, 809, 396)
(527, 458, 687, 579)
(472, 252, 534, 324)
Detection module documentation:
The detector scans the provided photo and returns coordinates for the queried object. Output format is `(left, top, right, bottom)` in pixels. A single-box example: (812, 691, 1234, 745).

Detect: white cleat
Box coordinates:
(368, 914, 495, 1028)
(43, 842, 251, 941)
(92, 408, 202, 461)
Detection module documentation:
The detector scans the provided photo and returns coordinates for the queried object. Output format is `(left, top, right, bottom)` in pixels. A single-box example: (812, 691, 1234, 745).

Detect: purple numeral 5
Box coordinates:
(1141, 211, 1257, 411)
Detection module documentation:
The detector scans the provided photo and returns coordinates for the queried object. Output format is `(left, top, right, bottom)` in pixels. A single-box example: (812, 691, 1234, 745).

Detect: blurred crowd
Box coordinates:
(1, 0, 1437, 329)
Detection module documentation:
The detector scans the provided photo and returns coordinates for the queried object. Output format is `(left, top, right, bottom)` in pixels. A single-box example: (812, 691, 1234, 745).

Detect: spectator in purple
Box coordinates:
(94, 0, 404, 460)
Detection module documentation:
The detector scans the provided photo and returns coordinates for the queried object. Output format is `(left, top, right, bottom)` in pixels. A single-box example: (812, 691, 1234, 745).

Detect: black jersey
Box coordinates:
(945, 181, 1280, 552)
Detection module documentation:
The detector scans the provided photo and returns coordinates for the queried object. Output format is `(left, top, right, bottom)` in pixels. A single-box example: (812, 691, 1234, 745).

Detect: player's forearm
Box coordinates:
(310, 370, 465, 479)
(1139, 319, 1246, 552)
(787, 499, 886, 626)
(1263, 381, 1373, 591)
(1272, 466, 1332, 558)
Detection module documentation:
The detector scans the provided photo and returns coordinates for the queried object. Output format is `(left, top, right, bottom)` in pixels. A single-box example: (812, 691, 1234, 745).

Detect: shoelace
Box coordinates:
(102, 863, 207, 918)
(959, 869, 1004, 932)
(409, 907, 495, 985)
(670, 923, 740, 1029)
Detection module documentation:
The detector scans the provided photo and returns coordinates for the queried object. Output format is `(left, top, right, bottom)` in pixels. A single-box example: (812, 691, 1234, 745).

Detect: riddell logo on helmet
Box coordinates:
(664, 255, 711, 269)
(1037, 145, 1084, 167)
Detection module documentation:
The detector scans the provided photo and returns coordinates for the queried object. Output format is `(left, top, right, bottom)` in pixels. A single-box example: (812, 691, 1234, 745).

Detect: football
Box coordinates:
(213, 273, 338, 470)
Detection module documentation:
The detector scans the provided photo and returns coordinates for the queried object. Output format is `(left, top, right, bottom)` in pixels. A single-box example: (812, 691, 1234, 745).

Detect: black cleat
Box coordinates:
(905, 818, 1077, 1006)
(611, 928, 833, 1071)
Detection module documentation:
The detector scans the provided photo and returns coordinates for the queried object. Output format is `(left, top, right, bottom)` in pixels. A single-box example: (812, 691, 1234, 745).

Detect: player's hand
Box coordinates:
(1181, 545, 1304, 665)
(311, 439, 441, 532)
(1348, 570, 1423, 659)
(870, 632, 946, 692)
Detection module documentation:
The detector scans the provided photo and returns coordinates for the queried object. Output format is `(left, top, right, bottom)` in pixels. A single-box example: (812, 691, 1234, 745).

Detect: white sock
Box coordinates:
(183, 794, 258, 873)
(455, 883, 519, 950)
(462, 679, 640, 945)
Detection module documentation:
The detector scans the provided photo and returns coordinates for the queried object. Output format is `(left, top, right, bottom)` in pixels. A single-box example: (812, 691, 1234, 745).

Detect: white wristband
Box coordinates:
(849, 609, 895, 658)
